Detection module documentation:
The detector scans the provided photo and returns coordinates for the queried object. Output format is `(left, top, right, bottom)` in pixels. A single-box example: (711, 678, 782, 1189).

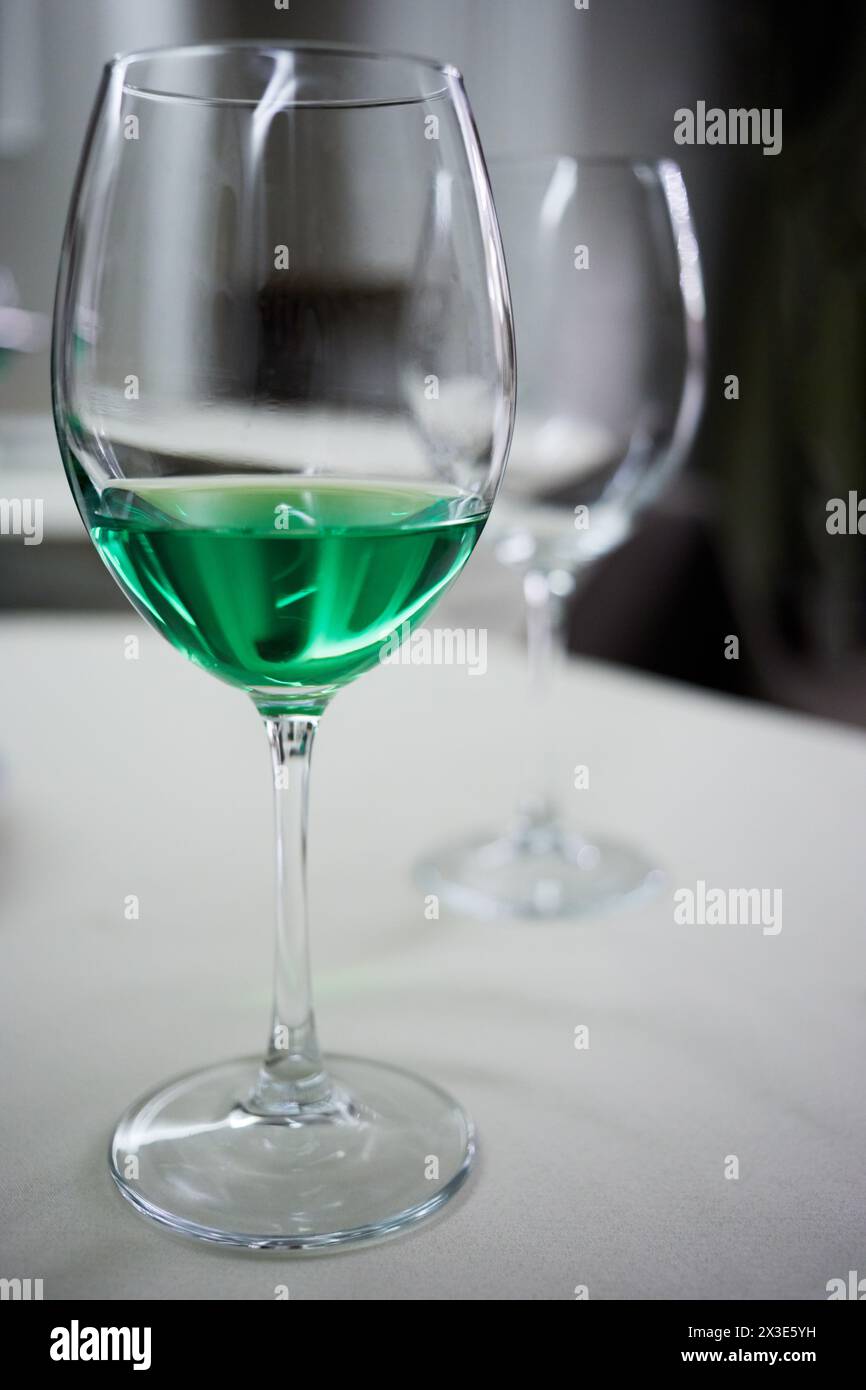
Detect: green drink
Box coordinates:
(89, 475, 485, 704)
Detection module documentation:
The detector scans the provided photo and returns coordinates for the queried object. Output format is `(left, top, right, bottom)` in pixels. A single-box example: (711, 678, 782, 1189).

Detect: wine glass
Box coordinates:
(52, 42, 514, 1249)
(418, 156, 705, 920)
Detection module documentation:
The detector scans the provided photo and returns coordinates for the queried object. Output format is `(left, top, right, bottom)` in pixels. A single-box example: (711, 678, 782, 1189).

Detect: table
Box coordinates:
(1, 608, 863, 1300)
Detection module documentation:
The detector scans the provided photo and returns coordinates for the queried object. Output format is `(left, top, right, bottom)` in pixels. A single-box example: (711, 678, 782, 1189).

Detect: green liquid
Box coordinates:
(90, 477, 485, 702)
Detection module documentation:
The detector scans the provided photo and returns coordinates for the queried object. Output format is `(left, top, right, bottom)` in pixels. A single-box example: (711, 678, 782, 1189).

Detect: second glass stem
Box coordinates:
(517, 568, 573, 835)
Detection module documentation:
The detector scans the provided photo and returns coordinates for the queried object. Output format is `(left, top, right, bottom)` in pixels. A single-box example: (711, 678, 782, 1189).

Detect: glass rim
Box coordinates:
(106, 39, 463, 110)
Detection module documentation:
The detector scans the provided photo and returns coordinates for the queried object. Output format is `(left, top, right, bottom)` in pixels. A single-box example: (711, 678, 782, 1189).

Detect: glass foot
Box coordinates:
(417, 821, 663, 921)
(110, 1055, 474, 1250)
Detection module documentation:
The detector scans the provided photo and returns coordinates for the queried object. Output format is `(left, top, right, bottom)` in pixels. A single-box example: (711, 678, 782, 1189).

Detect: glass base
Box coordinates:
(110, 1054, 474, 1251)
(417, 820, 662, 921)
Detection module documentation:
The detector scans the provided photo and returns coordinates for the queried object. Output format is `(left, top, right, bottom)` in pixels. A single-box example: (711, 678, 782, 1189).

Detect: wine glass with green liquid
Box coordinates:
(52, 42, 514, 1250)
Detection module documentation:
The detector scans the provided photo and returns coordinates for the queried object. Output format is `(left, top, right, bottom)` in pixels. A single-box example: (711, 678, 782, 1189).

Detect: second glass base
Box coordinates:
(110, 1055, 474, 1251)
(417, 820, 662, 921)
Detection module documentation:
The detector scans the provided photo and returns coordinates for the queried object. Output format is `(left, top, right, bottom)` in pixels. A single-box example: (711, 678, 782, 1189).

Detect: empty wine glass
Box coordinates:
(52, 42, 514, 1248)
(418, 156, 705, 920)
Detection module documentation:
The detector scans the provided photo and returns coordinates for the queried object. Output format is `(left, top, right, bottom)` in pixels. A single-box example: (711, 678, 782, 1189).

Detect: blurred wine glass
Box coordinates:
(418, 155, 705, 920)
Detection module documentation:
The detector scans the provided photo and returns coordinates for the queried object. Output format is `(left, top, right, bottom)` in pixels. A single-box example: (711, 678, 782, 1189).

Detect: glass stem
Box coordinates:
(248, 713, 330, 1114)
(516, 568, 572, 834)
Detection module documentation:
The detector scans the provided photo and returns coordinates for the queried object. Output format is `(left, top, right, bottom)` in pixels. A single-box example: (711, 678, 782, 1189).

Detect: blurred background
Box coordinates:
(2, 0, 865, 725)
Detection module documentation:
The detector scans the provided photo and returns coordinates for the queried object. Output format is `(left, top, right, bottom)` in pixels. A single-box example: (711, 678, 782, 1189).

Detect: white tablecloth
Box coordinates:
(1, 609, 863, 1300)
